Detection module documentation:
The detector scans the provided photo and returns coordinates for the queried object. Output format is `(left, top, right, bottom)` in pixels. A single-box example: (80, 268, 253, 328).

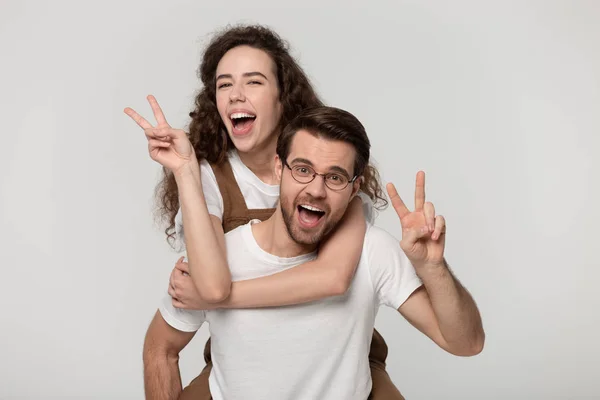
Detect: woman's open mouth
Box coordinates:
(230, 112, 256, 136)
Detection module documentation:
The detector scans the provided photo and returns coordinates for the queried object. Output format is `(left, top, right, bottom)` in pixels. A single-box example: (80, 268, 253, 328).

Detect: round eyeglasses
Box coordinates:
(284, 161, 357, 191)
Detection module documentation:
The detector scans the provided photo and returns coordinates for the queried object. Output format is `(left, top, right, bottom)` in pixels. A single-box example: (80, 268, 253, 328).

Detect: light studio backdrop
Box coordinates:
(1, 1, 598, 398)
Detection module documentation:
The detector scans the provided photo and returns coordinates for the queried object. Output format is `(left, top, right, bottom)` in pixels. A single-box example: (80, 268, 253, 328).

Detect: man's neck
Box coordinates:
(252, 208, 317, 258)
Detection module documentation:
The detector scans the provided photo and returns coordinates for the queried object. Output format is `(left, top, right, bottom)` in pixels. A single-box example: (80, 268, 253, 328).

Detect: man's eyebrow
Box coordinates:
(290, 158, 351, 177)
(328, 165, 352, 177)
(216, 72, 269, 81)
(290, 157, 314, 166)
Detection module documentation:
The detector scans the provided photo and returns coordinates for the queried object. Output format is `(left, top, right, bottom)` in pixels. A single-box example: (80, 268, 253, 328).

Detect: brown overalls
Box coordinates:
(179, 159, 405, 400)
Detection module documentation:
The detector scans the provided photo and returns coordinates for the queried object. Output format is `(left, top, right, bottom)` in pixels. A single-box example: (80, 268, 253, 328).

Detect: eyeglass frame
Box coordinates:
(283, 159, 358, 191)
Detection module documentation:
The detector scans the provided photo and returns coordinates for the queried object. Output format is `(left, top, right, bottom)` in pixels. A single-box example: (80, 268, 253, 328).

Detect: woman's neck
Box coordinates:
(236, 137, 279, 184)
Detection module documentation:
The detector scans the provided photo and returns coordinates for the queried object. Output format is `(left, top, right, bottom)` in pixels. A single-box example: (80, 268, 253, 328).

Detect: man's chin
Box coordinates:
(289, 225, 325, 246)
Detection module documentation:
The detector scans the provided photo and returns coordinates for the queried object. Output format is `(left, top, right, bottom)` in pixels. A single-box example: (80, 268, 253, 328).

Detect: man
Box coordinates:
(144, 106, 485, 399)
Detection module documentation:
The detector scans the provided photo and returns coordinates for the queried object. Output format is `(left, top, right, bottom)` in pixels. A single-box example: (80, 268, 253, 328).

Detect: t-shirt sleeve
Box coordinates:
(174, 159, 225, 241)
(158, 293, 206, 332)
(365, 224, 423, 309)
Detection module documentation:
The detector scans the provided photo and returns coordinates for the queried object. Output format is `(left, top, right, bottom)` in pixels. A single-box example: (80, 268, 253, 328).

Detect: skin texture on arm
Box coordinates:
(143, 310, 196, 400)
(175, 163, 232, 303)
(398, 267, 484, 356)
(169, 196, 367, 309)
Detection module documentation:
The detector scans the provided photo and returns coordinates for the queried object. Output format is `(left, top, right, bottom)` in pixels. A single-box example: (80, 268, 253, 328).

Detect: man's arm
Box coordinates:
(143, 310, 196, 400)
(398, 261, 484, 356)
(384, 174, 484, 357)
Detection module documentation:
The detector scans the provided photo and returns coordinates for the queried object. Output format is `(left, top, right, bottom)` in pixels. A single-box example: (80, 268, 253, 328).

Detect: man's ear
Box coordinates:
(350, 176, 364, 200)
(274, 155, 283, 182)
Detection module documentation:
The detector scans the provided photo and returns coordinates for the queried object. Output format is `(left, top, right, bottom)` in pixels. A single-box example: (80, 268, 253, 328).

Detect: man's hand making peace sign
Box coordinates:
(386, 171, 446, 269)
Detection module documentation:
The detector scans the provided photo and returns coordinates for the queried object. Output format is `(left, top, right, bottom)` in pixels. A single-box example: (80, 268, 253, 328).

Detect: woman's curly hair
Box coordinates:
(155, 24, 323, 245)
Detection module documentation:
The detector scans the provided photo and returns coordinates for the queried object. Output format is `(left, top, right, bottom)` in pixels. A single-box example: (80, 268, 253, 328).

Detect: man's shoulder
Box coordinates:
(223, 223, 252, 267)
(364, 223, 400, 250)
(361, 223, 408, 269)
(224, 221, 260, 251)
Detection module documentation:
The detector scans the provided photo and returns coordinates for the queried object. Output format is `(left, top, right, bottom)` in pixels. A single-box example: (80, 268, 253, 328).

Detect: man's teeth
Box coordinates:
(230, 112, 256, 119)
(300, 205, 324, 212)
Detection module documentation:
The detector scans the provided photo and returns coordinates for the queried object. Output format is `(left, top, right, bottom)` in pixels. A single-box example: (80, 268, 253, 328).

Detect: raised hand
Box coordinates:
(386, 171, 446, 268)
(124, 95, 195, 173)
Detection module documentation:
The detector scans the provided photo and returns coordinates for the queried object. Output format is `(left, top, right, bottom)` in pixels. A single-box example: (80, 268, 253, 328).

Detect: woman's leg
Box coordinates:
(368, 329, 405, 400)
(178, 338, 213, 400)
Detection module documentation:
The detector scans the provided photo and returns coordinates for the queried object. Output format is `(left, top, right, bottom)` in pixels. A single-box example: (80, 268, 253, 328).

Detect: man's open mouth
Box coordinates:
(297, 204, 326, 227)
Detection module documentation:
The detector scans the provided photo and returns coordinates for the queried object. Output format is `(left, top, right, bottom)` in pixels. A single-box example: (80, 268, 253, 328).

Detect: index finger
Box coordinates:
(414, 171, 426, 211)
(174, 256, 185, 265)
(147, 95, 169, 127)
(386, 183, 410, 219)
(124, 107, 153, 130)
(175, 260, 190, 274)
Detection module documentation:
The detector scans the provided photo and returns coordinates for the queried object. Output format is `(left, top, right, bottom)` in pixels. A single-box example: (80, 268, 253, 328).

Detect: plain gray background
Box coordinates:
(1, 0, 598, 398)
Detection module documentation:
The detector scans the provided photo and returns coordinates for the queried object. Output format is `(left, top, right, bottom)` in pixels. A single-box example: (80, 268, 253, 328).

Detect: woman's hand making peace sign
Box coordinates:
(124, 95, 196, 174)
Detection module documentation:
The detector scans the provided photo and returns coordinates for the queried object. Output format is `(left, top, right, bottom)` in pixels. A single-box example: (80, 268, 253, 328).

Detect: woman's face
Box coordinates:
(215, 45, 283, 155)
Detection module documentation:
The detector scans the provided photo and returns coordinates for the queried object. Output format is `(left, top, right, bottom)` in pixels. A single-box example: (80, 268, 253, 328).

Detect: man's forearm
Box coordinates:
(143, 352, 183, 400)
(175, 163, 231, 302)
(416, 260, 484, 355)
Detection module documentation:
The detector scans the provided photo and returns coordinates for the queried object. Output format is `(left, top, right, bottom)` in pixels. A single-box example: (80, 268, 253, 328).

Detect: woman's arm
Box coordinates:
(170, 197, 367, 309)
(124, 96, 231, 303)
(174, 162, 231, 303)
(224, 196, 366, 307)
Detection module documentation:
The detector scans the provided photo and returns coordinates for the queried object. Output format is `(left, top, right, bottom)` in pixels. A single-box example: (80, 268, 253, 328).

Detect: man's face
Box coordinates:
(276, 130, 361, 245)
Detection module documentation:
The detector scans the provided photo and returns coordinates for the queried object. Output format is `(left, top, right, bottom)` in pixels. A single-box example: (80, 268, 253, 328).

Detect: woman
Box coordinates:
(125, 25, 403, 399)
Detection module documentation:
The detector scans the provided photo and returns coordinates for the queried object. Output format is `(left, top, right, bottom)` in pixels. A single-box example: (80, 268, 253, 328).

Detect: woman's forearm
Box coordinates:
(216, 259, 343, 309)
(215, 196, 367, 309)
(174, 162, 231, 302)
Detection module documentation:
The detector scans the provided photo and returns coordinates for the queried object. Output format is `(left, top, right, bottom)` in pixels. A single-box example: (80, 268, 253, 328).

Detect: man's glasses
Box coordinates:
(284, 160, 357, 191)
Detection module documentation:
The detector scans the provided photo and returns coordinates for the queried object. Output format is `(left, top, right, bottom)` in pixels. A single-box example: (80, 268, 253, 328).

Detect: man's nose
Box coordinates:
(304, 175, 327, 199)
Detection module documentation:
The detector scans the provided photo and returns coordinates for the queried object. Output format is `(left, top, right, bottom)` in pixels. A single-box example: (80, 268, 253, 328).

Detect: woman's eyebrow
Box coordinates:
(216, 71, 268, 81)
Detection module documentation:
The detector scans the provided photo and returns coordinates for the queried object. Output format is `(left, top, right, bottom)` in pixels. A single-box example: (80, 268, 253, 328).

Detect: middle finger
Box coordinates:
(424, 202, 436, 232)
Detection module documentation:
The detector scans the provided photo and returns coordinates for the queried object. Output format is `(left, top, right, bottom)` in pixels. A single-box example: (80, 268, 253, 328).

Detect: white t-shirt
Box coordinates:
(159, 149, 375, 331)
(185, 220, 422, 400)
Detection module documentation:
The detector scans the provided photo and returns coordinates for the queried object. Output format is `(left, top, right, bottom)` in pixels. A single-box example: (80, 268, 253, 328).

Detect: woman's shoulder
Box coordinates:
(357, 191, 377, 223)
